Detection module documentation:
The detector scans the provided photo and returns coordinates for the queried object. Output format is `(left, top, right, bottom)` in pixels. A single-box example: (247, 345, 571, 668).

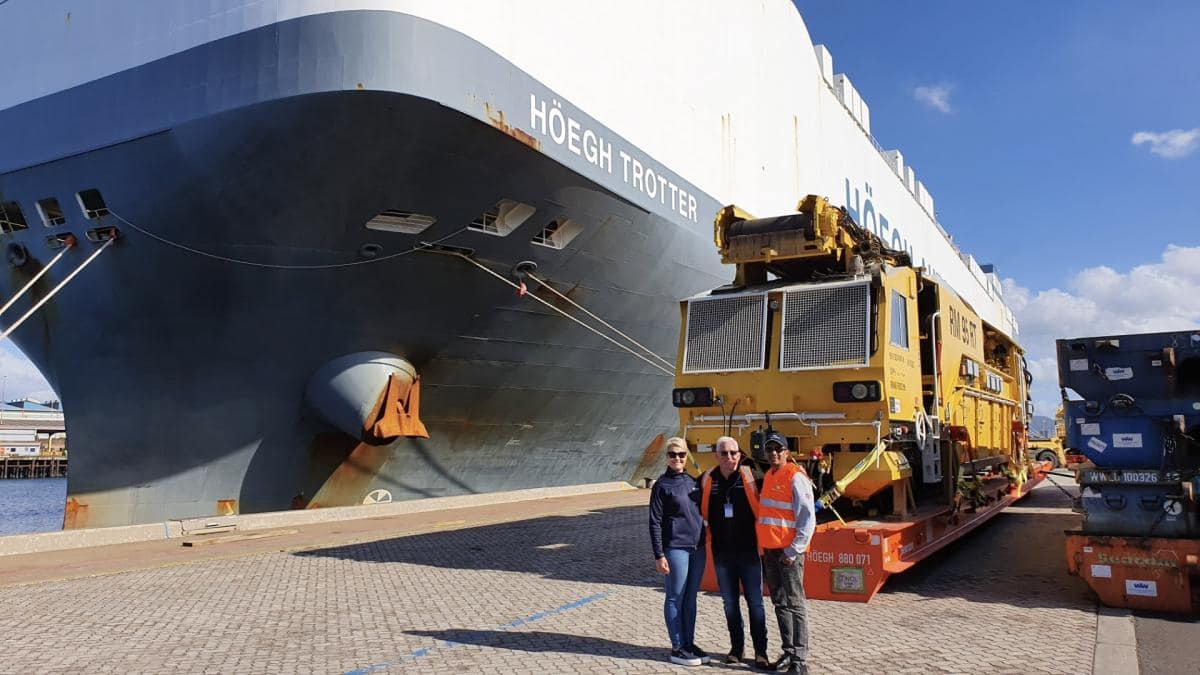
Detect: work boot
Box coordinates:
(753, 653, 772, 670)
(723, 649, 742, 664)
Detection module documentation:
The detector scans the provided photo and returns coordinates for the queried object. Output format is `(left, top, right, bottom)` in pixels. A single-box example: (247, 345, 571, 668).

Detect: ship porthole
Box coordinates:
(363, 489, 393, 505)
(6, 243, 28, 268)
(359, 243, 383, 259)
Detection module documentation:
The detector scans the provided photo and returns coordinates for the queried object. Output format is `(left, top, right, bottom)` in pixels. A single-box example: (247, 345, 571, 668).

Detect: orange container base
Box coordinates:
(1066, 533, 1200, 614)
(700, 472, 1045, 602)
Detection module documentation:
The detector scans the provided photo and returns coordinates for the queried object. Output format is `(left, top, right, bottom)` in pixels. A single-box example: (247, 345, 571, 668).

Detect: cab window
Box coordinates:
(890, 290, 909, 349)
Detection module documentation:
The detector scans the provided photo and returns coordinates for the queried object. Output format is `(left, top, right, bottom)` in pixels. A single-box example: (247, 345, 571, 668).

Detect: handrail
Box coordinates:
(929, 311, 941, 419)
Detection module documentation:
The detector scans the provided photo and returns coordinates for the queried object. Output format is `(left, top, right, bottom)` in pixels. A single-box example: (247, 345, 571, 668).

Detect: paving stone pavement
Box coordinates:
(0, 479, 1095, 674)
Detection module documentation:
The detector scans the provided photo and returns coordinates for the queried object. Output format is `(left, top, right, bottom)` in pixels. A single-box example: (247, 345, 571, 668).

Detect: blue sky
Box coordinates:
(2, 2, 1198, 418)
(796, 0, 1200, 416)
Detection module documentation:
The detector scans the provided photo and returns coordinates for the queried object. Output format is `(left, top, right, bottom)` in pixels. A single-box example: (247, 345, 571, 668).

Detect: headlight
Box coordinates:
(672, 387, 715, 408)
(832, 381, 882, 402)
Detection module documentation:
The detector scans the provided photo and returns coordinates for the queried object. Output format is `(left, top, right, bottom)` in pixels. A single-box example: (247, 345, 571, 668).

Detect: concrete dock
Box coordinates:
(0, 476, 1188, 674)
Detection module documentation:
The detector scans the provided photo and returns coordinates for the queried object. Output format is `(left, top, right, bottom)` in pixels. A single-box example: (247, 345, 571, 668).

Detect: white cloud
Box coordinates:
(0, 342, 55, 403)
(1005, 244, 1200, 417)
(1130, 128, 1200, 159)
(913, 84, 953, 113)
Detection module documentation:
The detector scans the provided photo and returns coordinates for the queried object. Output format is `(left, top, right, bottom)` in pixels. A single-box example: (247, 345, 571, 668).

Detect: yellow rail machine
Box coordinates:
(673, 195, 1047, 601)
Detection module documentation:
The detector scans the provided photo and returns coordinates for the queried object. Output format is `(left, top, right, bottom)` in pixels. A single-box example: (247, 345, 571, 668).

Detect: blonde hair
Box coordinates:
(665, 437, 688, 454)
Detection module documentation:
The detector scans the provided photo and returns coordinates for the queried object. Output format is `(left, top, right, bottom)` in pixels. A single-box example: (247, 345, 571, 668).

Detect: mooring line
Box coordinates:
(0, 238, 75, 318)
(0, 237, 113, 341)
(433, 249, 674, 376)
(524, 271, 675, 370)
(108, 208, 469, 270)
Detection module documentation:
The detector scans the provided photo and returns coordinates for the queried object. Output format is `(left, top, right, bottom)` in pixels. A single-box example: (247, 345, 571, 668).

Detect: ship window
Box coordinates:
(46, 234, 73, 250)
(75, 189, 109, 219)
(36, 198, 66, 227)
(531, 218, 583, 249)
(889, 290, 909, 349)
(469, 199, 535, 236)
(0, 201, 29, 234)
(365, 210, 436, 234)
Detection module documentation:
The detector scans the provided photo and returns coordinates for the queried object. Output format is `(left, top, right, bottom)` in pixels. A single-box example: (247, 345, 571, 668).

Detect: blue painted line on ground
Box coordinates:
(343, 591, 611, 674)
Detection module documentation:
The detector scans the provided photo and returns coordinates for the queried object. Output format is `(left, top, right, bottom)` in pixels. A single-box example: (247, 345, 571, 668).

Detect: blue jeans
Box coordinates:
(713, 550, 768, 656)
(663, 547, 705, 650)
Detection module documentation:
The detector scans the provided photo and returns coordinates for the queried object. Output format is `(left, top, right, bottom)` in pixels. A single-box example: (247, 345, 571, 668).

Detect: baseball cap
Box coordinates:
(764, 432, 789, 449)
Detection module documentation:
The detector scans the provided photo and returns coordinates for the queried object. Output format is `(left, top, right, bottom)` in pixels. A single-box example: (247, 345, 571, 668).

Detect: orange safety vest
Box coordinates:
(755, 462, 810, 550)
(700, 464, 760, 527)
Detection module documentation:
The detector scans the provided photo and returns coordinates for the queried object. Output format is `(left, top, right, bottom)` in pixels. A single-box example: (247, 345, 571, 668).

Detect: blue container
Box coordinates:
(1064, 402, 1185, 469)
(1080, 482, 1197, 537)
(1056, 330, 1200, 404)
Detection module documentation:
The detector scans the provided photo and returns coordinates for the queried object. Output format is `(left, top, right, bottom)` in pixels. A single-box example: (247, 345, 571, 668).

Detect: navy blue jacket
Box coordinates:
(648, 469, 705, 559)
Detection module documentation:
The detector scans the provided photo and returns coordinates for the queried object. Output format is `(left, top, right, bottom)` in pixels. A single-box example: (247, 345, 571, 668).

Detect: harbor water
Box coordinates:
(0, 478, 65, 536)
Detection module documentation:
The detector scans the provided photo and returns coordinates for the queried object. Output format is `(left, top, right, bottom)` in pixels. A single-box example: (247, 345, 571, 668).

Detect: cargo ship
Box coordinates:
(0, 1, 1017, 529)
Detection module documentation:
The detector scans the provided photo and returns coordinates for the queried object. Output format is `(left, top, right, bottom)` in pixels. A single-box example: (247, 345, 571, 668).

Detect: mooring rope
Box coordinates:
(104, 207, 675, 375)
(1, 237, 114, 340)
(106, 209, 468, 270)
(431, 249, 674, 377)
(523, 271, 675, 370)
(0, 237, 75, 318)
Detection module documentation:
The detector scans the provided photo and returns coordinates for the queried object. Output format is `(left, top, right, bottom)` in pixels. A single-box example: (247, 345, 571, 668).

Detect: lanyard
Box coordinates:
(721, 470, 741, 505)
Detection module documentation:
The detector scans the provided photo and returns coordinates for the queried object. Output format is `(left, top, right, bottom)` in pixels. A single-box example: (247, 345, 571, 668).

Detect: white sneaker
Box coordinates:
(670, 649, 702, 666)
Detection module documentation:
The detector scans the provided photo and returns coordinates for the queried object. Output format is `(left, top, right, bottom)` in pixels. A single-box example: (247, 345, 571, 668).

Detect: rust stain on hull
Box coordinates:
(484, 102, 541, 150)
(630, 433, 667, 487)
(307, 442, 391, 509)
(63, 497, 88, 529)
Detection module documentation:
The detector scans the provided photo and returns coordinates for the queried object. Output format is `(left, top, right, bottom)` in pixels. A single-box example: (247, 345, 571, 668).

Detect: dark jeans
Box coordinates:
(762, 548, 808, 662)
(713, 549, 768, 656)
(663, 547, 705, 651)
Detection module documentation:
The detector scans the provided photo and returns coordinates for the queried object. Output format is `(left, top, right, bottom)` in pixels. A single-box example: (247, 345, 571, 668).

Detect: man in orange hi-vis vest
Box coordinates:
(756, 432, 817, 675)
(699, 437, 769, 668)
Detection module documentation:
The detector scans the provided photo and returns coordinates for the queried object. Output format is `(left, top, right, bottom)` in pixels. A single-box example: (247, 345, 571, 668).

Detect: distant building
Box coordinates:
(0, 400, 66, 456)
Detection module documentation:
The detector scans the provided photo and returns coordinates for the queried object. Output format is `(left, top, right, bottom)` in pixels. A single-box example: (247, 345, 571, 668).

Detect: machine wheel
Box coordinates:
(1036, 450, 1060, 469)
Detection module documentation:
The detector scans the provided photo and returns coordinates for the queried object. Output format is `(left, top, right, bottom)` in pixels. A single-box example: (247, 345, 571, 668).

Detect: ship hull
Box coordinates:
(0, 13, 725, 527)
(0, 4, 1022, 528)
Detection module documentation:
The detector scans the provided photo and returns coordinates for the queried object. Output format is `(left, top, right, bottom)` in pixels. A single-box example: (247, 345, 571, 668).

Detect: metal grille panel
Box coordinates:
(683, 294, 767, 373)
(780, 282, 870, 370)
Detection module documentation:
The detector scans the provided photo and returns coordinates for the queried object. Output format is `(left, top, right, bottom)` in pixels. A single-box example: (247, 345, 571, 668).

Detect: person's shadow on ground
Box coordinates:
(405, 629, 749, 670)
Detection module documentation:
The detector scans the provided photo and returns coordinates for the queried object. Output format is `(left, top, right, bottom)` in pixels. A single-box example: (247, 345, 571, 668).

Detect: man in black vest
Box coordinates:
(703, 436, 769, 668)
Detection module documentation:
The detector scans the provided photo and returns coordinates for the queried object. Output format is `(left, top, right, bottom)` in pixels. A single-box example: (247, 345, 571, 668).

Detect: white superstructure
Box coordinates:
(1, 0, 1015, 336)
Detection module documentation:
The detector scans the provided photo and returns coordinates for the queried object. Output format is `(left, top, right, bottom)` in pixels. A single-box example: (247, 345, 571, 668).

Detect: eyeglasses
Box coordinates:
(717, 451, 740, 457)
(666, 451, 688, 459)
(765, 445, 788, 454)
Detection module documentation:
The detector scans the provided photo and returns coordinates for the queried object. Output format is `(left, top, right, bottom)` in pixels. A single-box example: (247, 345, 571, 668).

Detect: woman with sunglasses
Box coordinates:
(648, 436, 709, 667)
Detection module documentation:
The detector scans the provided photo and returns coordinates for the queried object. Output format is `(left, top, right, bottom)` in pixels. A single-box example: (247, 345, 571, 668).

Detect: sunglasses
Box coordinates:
(765, 445, 788, 454)
(667, 451, 688, 459)
(717, 450, 740, 457)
